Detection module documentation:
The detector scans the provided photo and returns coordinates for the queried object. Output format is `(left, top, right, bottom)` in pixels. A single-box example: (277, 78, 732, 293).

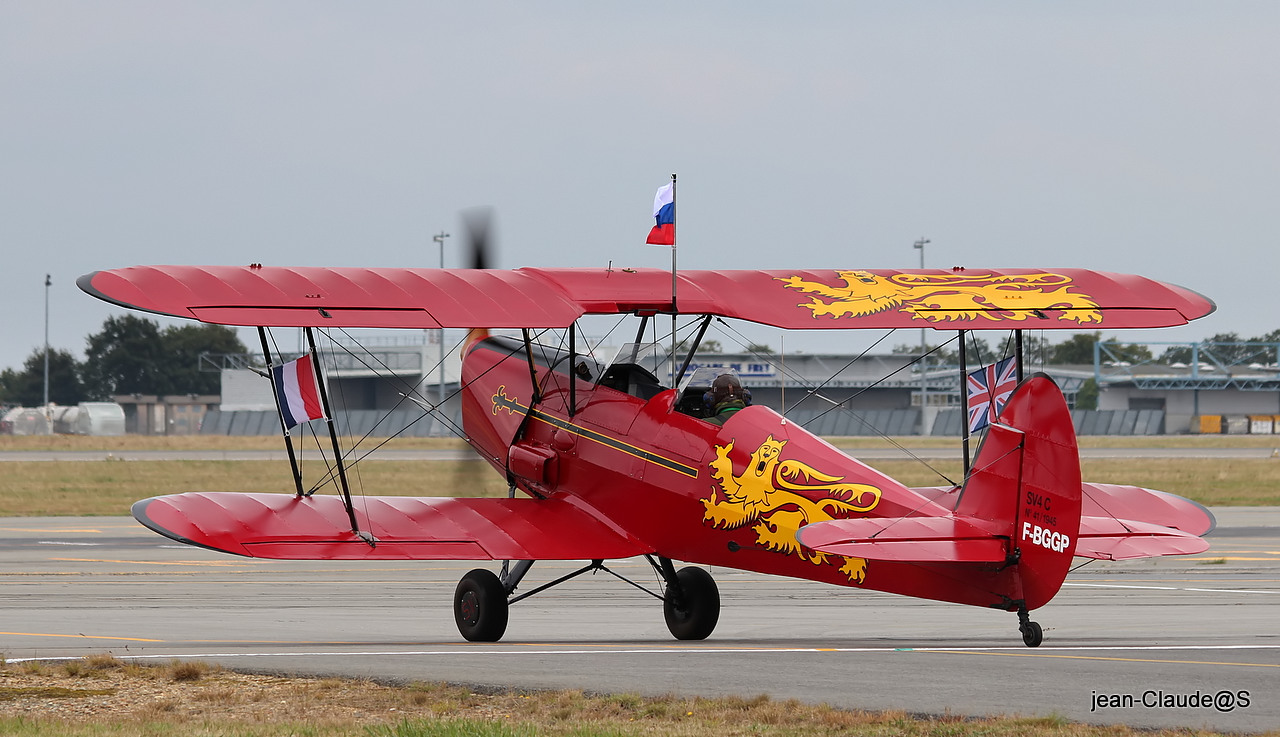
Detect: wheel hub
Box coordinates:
(459, 591, 479, 625)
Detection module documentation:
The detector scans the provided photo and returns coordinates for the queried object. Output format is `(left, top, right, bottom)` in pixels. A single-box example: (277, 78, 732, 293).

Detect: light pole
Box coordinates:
(43, 274, 51, 434)
(432, 232, 450, 405)
(913, 239, 930, 434)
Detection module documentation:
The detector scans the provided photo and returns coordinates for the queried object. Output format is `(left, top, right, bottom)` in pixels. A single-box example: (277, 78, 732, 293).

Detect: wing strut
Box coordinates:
(257, 326, 305, 497)
(304, 327, 375, 547)
(674, 314, 714, 388)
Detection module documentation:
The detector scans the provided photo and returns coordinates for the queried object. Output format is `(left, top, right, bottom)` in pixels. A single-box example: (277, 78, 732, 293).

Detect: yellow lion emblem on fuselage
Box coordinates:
(779, 270, 1102, 324)
(701, 435, 881, 583)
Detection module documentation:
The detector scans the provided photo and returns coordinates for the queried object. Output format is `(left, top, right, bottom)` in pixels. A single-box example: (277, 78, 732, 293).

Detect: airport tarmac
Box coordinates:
(1, 510, 1276, 732)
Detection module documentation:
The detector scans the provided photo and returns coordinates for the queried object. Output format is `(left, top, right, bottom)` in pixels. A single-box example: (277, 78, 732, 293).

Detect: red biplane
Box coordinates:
(79, 262, 1216, 646)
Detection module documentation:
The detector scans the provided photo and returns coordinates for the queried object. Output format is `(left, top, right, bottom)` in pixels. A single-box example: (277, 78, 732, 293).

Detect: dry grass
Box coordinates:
(1, 435, 1278, 516)
(0, 459, 511, 516)
(0, 656, 1264, 737)
(4, 455, 1275, 516)
(0, 435, 472, 452)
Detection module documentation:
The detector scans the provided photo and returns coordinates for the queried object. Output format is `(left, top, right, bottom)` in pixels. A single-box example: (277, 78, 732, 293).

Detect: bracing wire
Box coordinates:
(710, 319, 961, 487)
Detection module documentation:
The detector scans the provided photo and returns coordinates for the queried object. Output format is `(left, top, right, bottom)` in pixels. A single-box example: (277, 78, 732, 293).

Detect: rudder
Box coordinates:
(957, 373, 1081, 611)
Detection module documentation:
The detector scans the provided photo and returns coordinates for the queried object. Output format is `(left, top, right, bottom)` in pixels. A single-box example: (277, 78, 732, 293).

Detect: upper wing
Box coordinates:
(79, 265, 1214, 330)
(79, 266, 585, 329)
(133, 492, 653, 561)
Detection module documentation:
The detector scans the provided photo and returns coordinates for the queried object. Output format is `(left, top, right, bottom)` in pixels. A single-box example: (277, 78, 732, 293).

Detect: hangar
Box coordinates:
(193, 336, 1280, 437)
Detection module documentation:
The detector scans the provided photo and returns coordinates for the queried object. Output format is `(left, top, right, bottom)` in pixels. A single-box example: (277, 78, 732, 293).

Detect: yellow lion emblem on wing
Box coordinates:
(779, 270, 1102, 324)
(701, 435, 881, 583)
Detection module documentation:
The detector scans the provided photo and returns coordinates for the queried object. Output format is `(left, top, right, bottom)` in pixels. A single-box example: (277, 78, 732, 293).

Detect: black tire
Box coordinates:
(663, 566, 720, 640)
(454, 568, 509, 642)
(1021, 620, 1043, 648)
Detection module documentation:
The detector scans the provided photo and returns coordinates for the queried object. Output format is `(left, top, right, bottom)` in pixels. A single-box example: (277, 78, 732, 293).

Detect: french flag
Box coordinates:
(272, 355, 327, 429)
(646, 183, 675, 245)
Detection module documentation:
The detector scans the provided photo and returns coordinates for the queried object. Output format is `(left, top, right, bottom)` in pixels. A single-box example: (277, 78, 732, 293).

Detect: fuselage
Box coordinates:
(461, 336, 1025, 610)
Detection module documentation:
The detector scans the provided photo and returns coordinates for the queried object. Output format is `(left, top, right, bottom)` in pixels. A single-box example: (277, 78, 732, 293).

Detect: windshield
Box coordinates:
(596, 342, 674, 399)
(603, 342, 672, 380)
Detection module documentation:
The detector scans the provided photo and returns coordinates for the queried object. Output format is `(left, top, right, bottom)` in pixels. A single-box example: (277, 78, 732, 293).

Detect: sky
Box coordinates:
(2, 1, 1278, 373)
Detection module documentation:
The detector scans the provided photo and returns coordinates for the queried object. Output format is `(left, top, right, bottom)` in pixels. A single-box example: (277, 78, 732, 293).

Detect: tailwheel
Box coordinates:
(663, 566, 720, 640)
(455, 568, 509, 642)
(1017, 608, 1043, 648)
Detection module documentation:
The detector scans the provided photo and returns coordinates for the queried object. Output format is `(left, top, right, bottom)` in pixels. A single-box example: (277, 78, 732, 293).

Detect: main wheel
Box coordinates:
(1021, 620, 1043, 648)
(663, 566, 720, 640)
(454, 568, 509, 642)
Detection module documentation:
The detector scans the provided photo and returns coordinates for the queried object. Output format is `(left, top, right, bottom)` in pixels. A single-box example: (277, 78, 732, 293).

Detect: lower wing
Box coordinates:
(133, 492, 652, 561)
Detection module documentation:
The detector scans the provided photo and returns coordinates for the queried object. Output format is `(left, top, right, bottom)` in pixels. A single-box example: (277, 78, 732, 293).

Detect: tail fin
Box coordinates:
(958, 373, 1081, 611)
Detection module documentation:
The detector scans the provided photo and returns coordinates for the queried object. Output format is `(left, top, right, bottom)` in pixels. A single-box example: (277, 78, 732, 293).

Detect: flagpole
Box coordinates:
(669, 173, 677, 385)
(958, 329, 971, 476)
(258, 327, 305, 497)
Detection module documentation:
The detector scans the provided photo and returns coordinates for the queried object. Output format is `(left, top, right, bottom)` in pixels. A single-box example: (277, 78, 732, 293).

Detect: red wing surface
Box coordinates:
(133, 492, 652, 561)
(1081, 483, 1215, 536)
(81, 266, 1214, 330)
(78, 266, 584, 329)
(1075, 516, 1210, 560)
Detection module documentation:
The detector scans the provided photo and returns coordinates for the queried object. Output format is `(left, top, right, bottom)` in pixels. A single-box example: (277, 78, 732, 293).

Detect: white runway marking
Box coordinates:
(1063, 582, 1278, 594)
(37, 541, 100, 546)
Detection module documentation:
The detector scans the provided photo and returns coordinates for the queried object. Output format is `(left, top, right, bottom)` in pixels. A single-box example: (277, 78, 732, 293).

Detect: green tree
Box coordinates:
(82, 315, 164, 399)
(1050, 332, 1101, 364)
(1074, 377, 1099, 410)
(161, 324, 246, 395)
(81, 316, 247, 399)
(0, 348, 85, 405)
(1158, 332, 1274, 366)
(1055, 332, 1152, 365)
(892, 335, 992, 364)
(1019, 334, 1053, 366)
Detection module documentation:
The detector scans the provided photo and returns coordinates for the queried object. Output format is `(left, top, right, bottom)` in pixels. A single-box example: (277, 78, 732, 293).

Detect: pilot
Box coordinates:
(705, 373, 748, 426)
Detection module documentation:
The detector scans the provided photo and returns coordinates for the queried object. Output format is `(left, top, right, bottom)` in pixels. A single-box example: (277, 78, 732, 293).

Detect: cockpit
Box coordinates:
(593, 342, 750, 422)
(674, 366, 750, 420)
(596, 342, 670, 400)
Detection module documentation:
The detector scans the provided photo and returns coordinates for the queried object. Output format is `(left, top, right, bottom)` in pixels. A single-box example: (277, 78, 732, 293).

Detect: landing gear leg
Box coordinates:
(1017, 607, 1043, 648)
(660, 559, 720, 641)
(500, 559, 535, 595)
(454, 569, 509, 642)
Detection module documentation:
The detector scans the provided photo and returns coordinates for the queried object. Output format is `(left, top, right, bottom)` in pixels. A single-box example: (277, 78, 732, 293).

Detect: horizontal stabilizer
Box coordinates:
(133, 492, 652, 561)
(1082, 483, 1215, 537)
(796, 515, 1008, 563)
(1076, 516, 1211, 560)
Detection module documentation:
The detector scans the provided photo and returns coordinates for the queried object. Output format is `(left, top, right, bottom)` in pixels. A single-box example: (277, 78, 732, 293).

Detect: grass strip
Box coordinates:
(0, 456, 1276, 517)
(0, 656, 1259, 737)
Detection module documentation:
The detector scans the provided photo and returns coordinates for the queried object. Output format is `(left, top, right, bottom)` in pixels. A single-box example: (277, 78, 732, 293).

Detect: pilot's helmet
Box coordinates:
(709, 371, 746, 405)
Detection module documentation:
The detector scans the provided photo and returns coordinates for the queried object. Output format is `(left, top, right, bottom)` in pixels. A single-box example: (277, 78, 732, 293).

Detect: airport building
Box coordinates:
(195, 334, 1280, 438)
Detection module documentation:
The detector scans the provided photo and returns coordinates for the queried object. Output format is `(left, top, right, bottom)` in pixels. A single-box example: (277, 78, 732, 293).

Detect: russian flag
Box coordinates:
(646, 183, 675, 245)
(272, 355, 327, 429)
